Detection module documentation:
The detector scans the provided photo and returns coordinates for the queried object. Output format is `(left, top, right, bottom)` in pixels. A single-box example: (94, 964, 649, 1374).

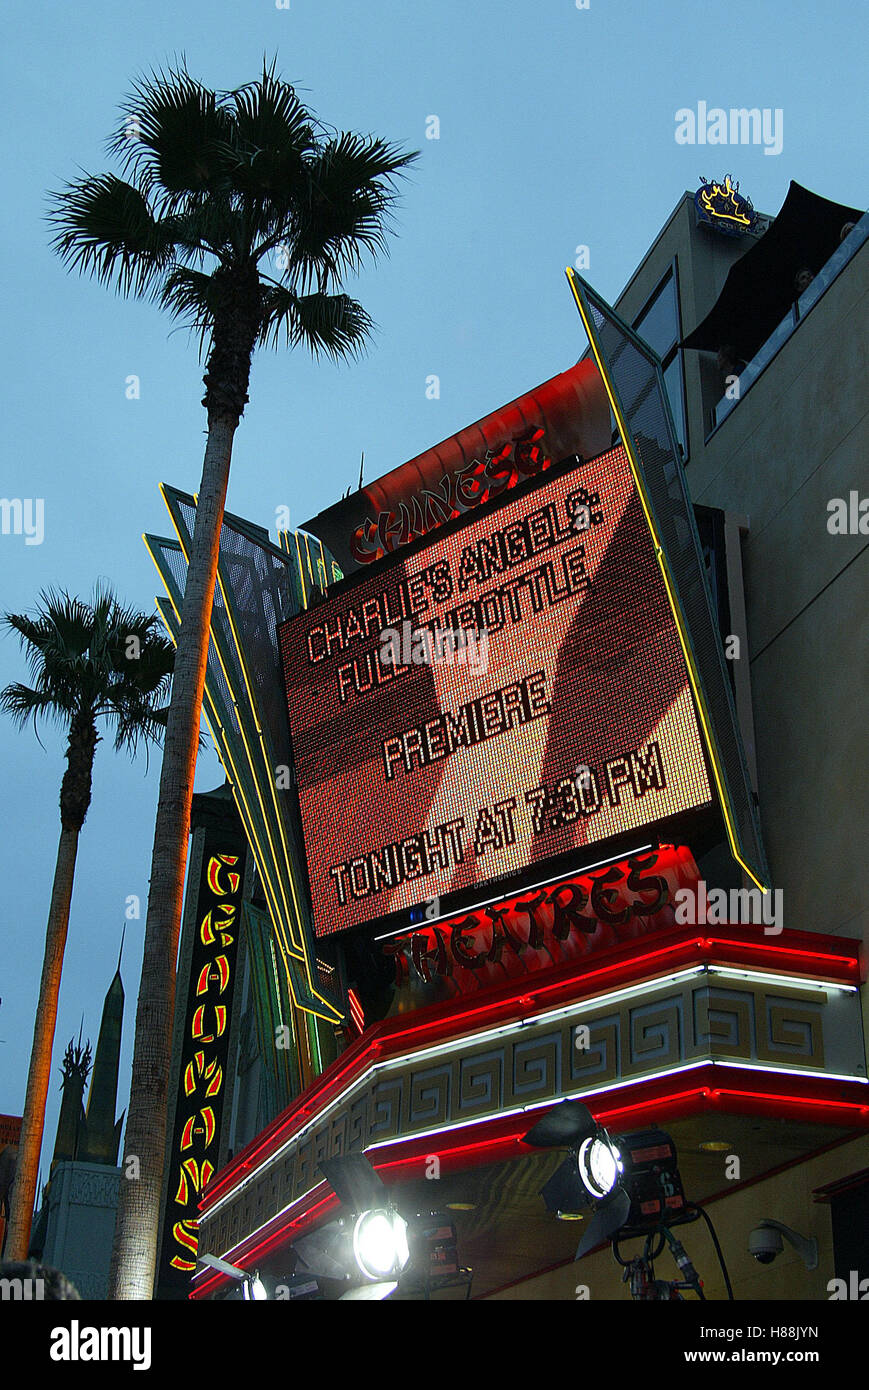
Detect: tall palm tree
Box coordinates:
(49, 60, 416, 1298)
(1, 588, 174, 1261)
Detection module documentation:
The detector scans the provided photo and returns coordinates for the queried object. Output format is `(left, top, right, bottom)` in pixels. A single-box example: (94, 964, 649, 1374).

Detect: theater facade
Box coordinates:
(149, 181, 869, 1301)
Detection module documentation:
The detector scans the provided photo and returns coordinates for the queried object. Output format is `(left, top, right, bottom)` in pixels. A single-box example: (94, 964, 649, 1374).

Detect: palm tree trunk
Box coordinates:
(108, 412, 238, 1300)
(5, 825, 80, 1259)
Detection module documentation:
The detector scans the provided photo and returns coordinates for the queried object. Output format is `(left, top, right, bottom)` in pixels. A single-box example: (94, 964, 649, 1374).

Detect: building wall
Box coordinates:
(41, 1160, 121, 1300)
(192, 194, 868, 1299)
(616, 201, 868, 1020)
(488, 1133, 869, 1301)
(692, 239, 869, 961)
(612, 194, 762, 468)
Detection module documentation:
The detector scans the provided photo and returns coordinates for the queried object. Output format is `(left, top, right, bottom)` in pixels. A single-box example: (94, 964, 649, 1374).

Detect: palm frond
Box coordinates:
(110, 701, 170, 755)
(158, 266, 221, 351)
(2, 587, 175, 756)
(108, 62, 238, 208)
(164, 196, 244, 261)
(314, 130, 418, 190)
(232, 62, 317, 164)
(50, 64, 417, 380)
(282, 134, 417, 289)
(259, 286, 373, 359)
(0, 682, 68, 734)
(48, 175, 175, 298)
(4, 593, 91, 682)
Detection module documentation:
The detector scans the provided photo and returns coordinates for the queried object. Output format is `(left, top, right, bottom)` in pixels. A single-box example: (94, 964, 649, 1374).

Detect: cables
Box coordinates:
(663, 1226, 705, 1300)
(689, 1203, 734, 1300)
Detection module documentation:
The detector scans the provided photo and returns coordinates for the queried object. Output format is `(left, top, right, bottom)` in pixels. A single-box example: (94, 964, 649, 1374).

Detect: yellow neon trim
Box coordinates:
(157, 499, 300, 949)
(148, 553, 299, 965)
(155, 597, 319, 1016)
(149, 548, 310, 983)
(294, 531, 308, 609)
(154, 525, 336, 1022)
(152, 500, 338, 1017)
(262, 530, 343, 998)
(565, 268, 767, 893)
(302, 532, 314, 590)
(209, 535, 334, 1007)
(213, 562, 331, 1004)
(315, 537, 328, 592)
(206, 615, 312, 976)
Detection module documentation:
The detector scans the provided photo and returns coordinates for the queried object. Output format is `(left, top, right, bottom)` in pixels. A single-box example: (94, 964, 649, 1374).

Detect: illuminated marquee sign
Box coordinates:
(157, 837, 244, 1290)
(279, 447, 713, 938)
(303, 359, 610, 575)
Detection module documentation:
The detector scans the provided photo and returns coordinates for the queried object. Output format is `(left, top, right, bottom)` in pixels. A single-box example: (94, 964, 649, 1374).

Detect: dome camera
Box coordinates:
(748, 1219, 818, 1270)
(749, 1225, 783, 1264)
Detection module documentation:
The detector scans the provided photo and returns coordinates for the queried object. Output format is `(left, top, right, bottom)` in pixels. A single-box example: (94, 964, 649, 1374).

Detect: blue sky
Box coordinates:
(1, 0, 865, 1178)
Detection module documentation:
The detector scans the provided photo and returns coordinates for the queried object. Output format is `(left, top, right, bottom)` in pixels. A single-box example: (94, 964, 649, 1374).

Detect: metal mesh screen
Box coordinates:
(569, 271, 769, 888)
(175, 499, 298, 777)
(148, 499, 343, 1022)
(242, 900, 296, 1118)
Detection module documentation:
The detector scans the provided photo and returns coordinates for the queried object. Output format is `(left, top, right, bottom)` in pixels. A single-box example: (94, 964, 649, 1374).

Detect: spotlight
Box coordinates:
(523, 1102, 693, 1257)
(291, 1153, 413, 1299)
(352, 1209, 410, 1281)
(525, 1102, 736, 1300)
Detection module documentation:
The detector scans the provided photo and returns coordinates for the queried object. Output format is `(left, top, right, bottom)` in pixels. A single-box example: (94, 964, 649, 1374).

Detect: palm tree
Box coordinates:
(48, 60, 416, 1298)
(1, 587, 174, 1261)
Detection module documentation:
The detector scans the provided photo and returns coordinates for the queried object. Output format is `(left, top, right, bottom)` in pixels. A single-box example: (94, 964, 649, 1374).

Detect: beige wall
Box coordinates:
(692, 242, 869, 954)
(488, 1134, 869, 1301)
(613, 194, 754, 469)
(615, 206, 868, 1035)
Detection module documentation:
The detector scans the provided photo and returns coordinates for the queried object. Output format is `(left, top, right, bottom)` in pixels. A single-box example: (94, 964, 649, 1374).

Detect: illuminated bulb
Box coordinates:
(577, 1135, 622, 1198)
(243, 1275, 268, 1300)
(353, 1210, 410, 1281)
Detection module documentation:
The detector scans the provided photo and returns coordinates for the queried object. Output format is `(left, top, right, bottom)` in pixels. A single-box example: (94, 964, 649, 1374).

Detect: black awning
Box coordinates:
(680, 181, 864, 361)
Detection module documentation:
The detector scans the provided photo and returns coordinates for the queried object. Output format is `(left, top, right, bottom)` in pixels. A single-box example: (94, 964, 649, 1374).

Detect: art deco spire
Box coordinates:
(80, 934, 125, 1166)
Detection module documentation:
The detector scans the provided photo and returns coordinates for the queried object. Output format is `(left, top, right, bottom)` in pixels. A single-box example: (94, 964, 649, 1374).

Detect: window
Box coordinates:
(633, 264, 687, 459)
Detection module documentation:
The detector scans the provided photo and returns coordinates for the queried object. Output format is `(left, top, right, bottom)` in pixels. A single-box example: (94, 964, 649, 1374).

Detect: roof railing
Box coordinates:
(706, 208, 868, 439)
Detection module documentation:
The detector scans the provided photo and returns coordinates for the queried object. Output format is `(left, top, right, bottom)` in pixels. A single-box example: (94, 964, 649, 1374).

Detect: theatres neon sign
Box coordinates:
(383, 845, 700, 997)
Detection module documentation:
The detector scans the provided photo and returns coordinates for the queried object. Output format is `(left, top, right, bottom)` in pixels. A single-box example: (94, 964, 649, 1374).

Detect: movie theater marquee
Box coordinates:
(279, 447, 713, 938)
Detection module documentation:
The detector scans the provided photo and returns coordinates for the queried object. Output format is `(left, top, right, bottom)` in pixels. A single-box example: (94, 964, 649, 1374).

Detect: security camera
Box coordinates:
(748, 1219, 817, 1270)
(749, 1225, 783, 1264)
